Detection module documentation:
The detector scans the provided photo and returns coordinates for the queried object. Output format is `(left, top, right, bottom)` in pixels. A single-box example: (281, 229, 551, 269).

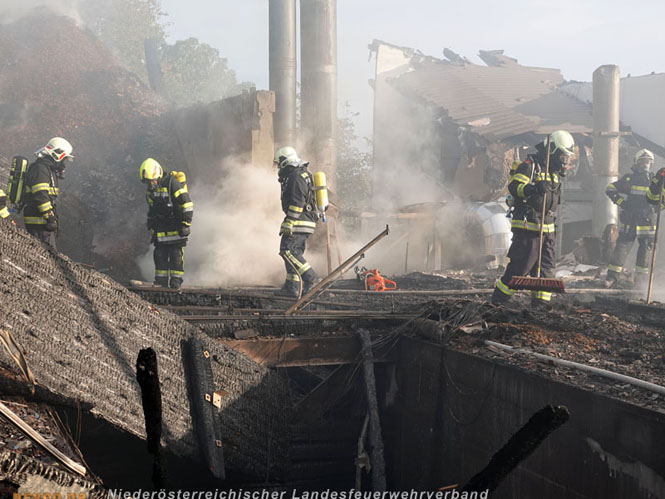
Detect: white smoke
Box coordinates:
(138, 157, 292, 287)
(0, 0, 83, 24)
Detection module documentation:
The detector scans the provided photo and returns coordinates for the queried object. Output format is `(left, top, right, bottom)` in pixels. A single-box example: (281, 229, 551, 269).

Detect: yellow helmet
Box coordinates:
(139, 158, 164, 182)
(273, 146, 301, 169)
(38, 137, 74, 163)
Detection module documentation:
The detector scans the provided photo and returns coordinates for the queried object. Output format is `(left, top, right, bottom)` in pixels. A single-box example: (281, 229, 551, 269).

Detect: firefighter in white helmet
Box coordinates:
(492, 130, 575, 308)
(23, 137, 74, 249)
(606, 148, 657, 289)
(274, 146, 321, 297)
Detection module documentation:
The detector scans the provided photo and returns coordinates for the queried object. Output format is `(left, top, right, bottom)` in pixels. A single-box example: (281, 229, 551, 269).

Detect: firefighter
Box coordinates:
(139, 158, 193, 289)
(274, 146, 320, 297)
(0, 189, 9, 219)
(605, 149, 657, 288)
(24, 137, 74, 249)
(491, 130, 575, 307)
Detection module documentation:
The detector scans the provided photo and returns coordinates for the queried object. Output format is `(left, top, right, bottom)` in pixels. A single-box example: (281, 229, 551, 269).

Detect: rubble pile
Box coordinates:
(0, 12, 185, 280)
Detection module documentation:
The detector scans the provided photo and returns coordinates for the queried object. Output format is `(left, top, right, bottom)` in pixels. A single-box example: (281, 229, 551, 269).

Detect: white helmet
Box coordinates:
(38, 137, 74, 163)
(545, 130, 575, 157)
(273, 146, 301, 169)
(634, 148, 654, 170)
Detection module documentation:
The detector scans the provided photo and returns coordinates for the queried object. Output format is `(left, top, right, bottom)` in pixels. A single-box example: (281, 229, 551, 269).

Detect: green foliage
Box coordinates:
(160, 38, 253, 107)
(336, 104, 372, 211)
(80, 0, 252, 107)
(80, 0, 167, 81)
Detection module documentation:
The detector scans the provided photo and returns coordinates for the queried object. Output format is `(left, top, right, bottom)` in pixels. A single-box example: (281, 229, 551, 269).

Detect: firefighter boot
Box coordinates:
(302, 270, 321, 295)
(169, 277, 183, 290)
(275, 280, 301, 298)
(634, 273, 649, 291)
(491, 287, 511, 306)
(154, 277, 169, 288)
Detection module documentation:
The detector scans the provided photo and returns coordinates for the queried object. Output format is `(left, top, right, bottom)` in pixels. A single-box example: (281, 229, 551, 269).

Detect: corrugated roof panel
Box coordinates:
(387, 58, 591, 139)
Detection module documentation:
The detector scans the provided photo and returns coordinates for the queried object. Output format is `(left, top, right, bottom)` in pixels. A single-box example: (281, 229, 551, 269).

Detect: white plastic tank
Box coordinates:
(462, 201, 512, 267)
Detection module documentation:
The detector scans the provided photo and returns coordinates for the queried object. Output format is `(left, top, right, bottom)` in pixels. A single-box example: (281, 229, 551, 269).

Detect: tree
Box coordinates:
(79, 0, 168, 81)
(160, 38, 253, 107)
(336, 104, 373, 211)
(79, 0, 251, 106)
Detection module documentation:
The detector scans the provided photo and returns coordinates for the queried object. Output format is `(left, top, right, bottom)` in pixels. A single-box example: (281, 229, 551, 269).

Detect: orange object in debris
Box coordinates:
(362, 269, 397, 291)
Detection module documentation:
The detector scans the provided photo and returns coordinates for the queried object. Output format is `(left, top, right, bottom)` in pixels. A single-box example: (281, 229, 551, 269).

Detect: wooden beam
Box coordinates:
(219, 335, 396, 367)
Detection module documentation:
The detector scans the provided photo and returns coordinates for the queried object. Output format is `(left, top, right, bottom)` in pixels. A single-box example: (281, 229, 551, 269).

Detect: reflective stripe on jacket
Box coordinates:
(23, 157, 59, 231)
(607, 170, 656, 231)
(147, 173, 194, 244)
(508, 154, 561, 233)
(280, 165, 319, 234)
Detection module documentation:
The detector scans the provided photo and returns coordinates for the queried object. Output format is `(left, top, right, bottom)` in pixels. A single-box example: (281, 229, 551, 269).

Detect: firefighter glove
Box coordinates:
(535, 181, 551, 195)
(179, 225, 191, 237)
(279, 218, 294, 237)
(45, 212, 58, 232)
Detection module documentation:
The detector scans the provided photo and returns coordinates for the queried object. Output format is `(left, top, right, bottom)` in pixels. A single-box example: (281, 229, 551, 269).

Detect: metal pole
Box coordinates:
(646, 177, 664, 304)
(300, 0, 337, 190)
(592, 65, 620, 236)
(269, 0, 297, 147)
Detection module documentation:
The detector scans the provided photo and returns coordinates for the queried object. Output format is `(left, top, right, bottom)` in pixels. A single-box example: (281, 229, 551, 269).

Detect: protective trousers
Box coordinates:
(492, 230, 556, 304)
(279, 233, 317, 289)
(607, 226, 654, 284)
(154, 242, 185, 289)
(27, 228, 56, 250)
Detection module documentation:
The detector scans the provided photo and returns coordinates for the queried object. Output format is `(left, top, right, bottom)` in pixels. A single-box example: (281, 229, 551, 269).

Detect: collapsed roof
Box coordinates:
(372, 40, 593, 142)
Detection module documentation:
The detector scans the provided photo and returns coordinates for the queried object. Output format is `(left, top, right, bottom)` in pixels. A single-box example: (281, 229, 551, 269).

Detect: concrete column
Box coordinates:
(300, 0, 337, 190)
(269, 0, 297, 148)
(592, 65, 620, 236)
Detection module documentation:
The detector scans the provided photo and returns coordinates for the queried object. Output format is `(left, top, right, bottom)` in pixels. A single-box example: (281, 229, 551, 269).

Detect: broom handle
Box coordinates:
(536, 136, 552, 279)
(646, 174, 665, 304)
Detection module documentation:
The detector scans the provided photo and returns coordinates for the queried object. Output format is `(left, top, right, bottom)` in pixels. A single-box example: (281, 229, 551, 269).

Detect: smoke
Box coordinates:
(137, 158, 288, 287)
(0, 0, 82, 24)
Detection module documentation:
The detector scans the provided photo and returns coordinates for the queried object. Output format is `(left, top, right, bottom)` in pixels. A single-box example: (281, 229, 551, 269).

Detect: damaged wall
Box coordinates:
(393, 338, 665, 498)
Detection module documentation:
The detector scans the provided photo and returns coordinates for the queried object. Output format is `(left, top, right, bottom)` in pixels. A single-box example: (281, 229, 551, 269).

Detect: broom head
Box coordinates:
(508, 276, 565, 293)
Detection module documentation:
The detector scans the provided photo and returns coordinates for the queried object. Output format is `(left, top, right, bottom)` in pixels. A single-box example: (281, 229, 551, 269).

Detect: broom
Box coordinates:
(646, 174, 665, 304)
(509, 135, 565, 293)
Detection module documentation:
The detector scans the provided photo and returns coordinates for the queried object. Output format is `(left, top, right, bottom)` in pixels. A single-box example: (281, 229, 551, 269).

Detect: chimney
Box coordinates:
(269, 0, 298, 148)
(300, 0, 337, 190)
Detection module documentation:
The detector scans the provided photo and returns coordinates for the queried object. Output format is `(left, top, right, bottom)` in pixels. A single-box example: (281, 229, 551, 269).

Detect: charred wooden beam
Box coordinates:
(294, 364, 359, 424)
(220, 335, 396, 367)
(136, 348, 166, 488)
(358, 328, 386, 491)
(462, 405, 570, 493)
(183, 338, 225, 479)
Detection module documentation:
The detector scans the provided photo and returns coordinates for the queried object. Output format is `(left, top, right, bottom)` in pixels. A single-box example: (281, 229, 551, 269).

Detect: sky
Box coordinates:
(159, 0, 665, 142)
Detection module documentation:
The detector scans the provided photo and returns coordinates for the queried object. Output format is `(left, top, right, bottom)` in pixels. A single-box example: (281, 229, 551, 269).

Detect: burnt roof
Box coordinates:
(385, 52, 593, 141)
(0, 220, 289, 477)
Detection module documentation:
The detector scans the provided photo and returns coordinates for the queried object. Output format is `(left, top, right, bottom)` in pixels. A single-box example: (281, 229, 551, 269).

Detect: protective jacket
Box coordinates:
(0, 189, 9, 219)
(508, 153, 561, 234)
(23, 157, 59, 231)
(279, 164, 319, 235)
(606, 169, 656, 234)
(146, 172, 193, 245)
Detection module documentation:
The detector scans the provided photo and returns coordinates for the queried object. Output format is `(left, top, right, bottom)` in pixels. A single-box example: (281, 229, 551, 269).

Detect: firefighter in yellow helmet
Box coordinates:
(275, 146, 321, 297)
(139, 158, 194, 289)
(492, 130, 575, 308)
(23, 137, 74, 249)
(606, 149, 657, 289)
